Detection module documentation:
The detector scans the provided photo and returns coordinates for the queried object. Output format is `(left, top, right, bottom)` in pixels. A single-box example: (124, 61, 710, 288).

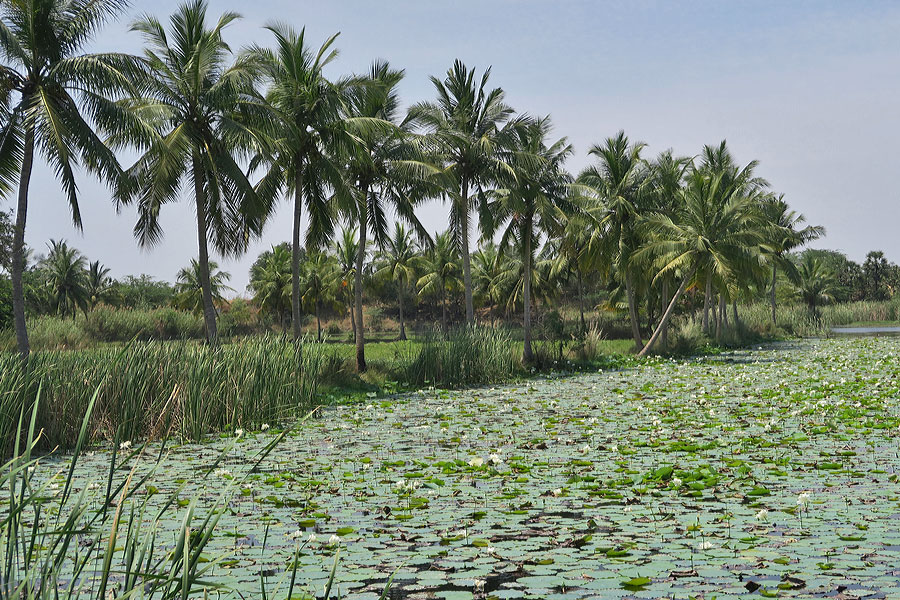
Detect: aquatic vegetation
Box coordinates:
(18, 336, 900, 598)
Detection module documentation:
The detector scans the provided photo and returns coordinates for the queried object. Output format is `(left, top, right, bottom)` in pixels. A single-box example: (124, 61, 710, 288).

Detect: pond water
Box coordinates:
(31, 337, 900, 599)
(831, 325, 900, 335)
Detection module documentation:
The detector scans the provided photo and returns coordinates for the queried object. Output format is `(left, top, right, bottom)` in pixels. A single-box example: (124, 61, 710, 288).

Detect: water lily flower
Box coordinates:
(485, 546, 496, 554)
(671, 477, 682, 488)
(489, 453, 503, 465)
(756, 509, 768, 520)
(697, 540, 714, 550)
(797, 491, 812, 508)
(287, 530, 302, 540)
(119, 440, 132, 451)
(474, 579, 486, 593)
(213, 468, 231, 478)
(261, 423, 270, 431)
(234, 429, 244, 438)
(328, 534, 340, 545)
(468, 457, 484, 467)
(551, 488, 563, 497)
(307, 533, 317, 543)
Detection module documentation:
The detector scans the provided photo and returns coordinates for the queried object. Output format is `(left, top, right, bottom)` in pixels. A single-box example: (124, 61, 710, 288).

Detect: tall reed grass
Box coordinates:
(0, 336, 328, 452)
(401, 326, 521, 388)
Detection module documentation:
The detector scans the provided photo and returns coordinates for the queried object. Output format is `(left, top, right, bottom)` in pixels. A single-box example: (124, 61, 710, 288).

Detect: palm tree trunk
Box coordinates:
(715, 293, 725, 342)
(624, 272, 642, 350)
(660, 278, 669, 349)
(638, 269, 695, 357)
(702, 273, 712, 333)
(577, 270, 586, 334)
(11, 129, 34, 358)
(192, 155, 218, 347)
(523, 218, 534, 363)
(770, 264, 777, 325)
(441, 286, 448, 337)
(398, 283, 407, 341)
(348, 289, 356, 342)
(291, 163, 303, 341)
(354, 189, 368, 372)
(460, 178, 474, 326)
(732, 299, 739, 326)
(316, 296, 322, 342)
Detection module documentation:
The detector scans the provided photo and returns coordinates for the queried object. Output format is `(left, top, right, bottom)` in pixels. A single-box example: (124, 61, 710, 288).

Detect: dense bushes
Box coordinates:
(82, 306, 205, 341)
(0, 337, 327, 451)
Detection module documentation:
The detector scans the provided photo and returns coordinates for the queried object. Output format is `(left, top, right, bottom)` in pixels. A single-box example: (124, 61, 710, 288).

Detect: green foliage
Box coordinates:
(83, 306, 204, 342)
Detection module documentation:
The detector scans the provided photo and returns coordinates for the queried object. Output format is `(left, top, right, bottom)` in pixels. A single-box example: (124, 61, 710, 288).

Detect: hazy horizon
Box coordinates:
(8, 0, 900, 294)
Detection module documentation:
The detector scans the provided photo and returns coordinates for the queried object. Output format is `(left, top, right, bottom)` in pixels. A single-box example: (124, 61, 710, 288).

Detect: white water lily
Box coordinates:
(756, 509, 769, 520)
(671, 477, 682, 488)
(234, 429, 244, 438)
(468, 457, 484, 467)
(797, 491, 812, 508)
(489, 453, 503, 465)
(697, 540, 714, 550)
(551, 488, 563, 497)
(287, 529, 302, 540)
(213, 468, 231, 478)
(485, 546, 496, 554)
(119, 440, 132, 451)
(260, 423, 270, 431)
(307, 533, 317, 543)
(328, 534, 340, 545)
(580, 444, 591, 453)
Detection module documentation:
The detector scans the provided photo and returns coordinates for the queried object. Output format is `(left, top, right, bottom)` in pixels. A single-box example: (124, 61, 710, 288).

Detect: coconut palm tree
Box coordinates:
(486, 116, 576, 362)
(334, 225, 360, 339)
(761, 196, 824, 324)
(174, 259, 233, 315)
(86, 260, 116, 310)
(794, 253, 839, 317)
(242, 24, 352, 341)
(41, 240, 89, 318)
(114, 0, 265, 347)
(577, 131, 649, 350)
(300, 250, 339, 341)
(0, 0, 136, 356)
(634, 168, 768, 356)
(374, 222, 419, 340)
(416, 231, 462, 335)
(472, 242, 506, 325)
(408, 60, 519, 326)
(341, 60, 435, 371)
(248, 244, 293, 330)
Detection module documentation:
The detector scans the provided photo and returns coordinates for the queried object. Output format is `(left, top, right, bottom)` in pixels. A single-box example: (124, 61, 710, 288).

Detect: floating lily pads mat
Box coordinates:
(30, 337, 900, 599)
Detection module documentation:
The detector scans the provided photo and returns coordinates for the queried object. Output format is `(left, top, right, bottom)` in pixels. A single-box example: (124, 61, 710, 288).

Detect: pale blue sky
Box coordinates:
(11, 0, 900, 292)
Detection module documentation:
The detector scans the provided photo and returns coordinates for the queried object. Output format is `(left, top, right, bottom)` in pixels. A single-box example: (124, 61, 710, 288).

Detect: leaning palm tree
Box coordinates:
(114, 0, 265, 346)
(248, 244, 293, 330)
(486, 117, 576, 362)
(577, 131, 649, 350)
(634, 169, 768, 356)
(408, 60, 519, 326)
(0, 0, 136, 356)
(41, 240, 89, 319)
(342, 60, 435, 371)
(761, 196, 824, 325)
(174, 259, 233, 315)
(374, 222, 419, 340)
(242, 24, 352, 341)
(416, 231, 462, 336)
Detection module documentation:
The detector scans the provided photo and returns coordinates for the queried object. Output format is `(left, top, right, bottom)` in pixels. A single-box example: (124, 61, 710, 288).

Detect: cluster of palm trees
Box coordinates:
(1, 0, 822, 366)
